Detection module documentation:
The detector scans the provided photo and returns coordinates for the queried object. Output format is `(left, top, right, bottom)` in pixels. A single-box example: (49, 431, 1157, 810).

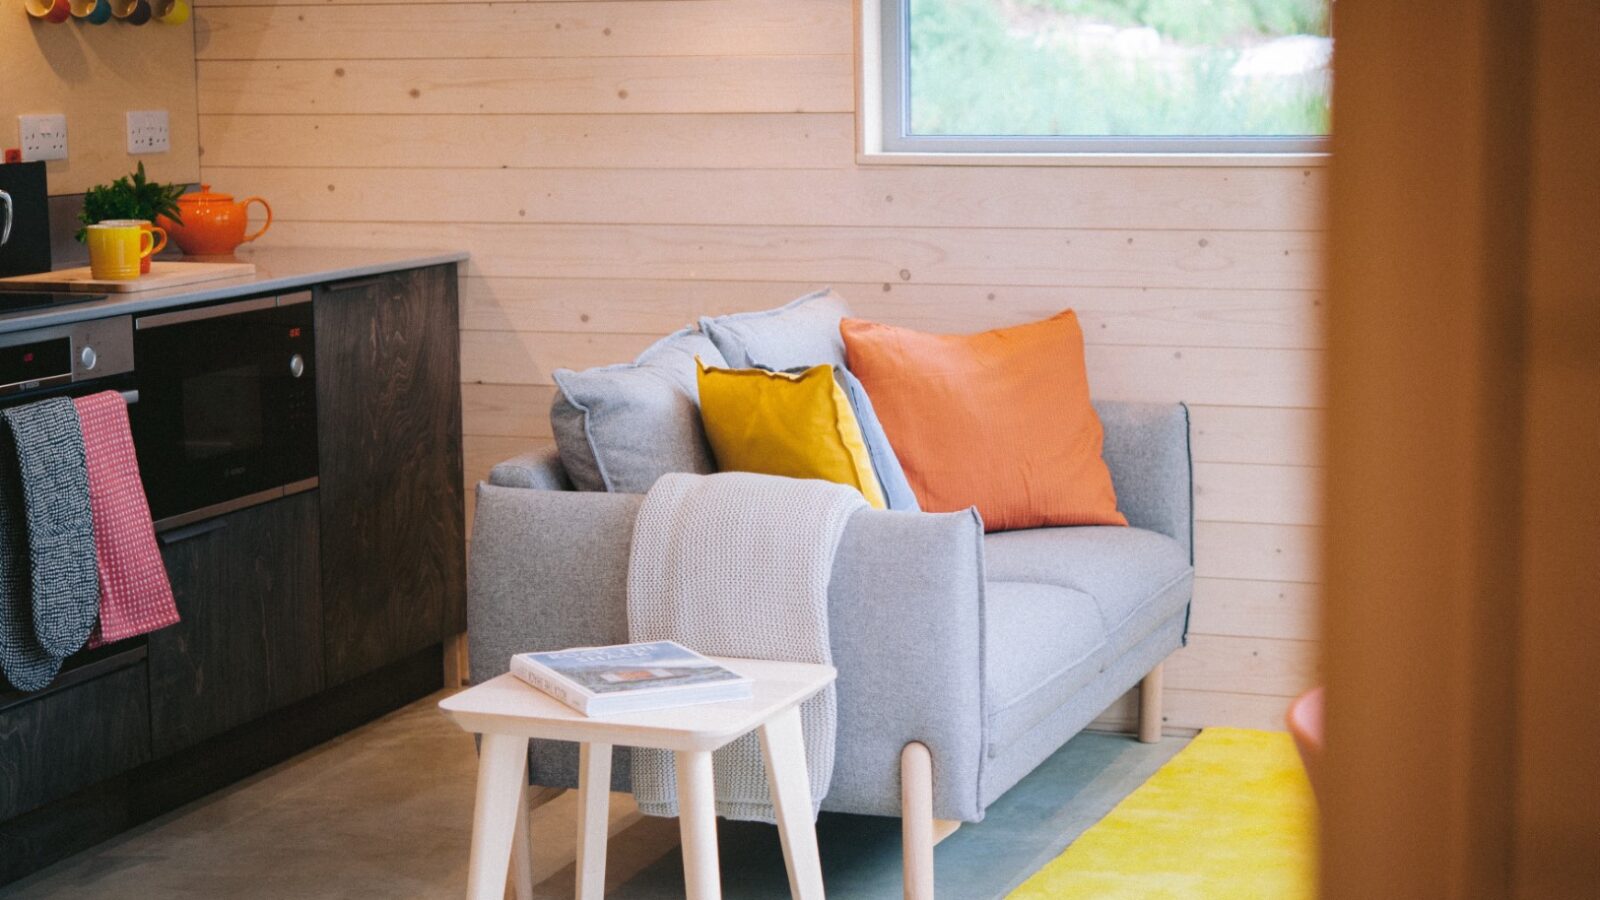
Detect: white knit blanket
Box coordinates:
(627, 471, 864, 822)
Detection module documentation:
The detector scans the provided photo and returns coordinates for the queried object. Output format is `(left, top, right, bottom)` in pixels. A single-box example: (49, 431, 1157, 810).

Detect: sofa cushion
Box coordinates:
(840, 310, 1127, 532)
(984, 580, 1108, 752)
(699, 288, 851, 370)
(549, 328, 727, 494)
(751, 363, 920, 512)
(984, 526, 1192, 657)
(695, 361, 887, 508)
(832, 367, 920, 512)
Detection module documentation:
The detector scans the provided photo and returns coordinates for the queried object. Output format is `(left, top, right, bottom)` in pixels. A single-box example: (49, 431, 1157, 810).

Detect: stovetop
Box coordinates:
(0, 291, 107, 315)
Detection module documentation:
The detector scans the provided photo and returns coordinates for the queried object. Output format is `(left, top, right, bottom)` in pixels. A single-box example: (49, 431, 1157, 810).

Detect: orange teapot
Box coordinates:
(157, 185, 272, 256)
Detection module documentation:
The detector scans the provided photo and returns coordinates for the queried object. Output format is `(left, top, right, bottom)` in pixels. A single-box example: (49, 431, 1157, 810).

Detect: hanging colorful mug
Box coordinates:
(70, 0, 112, 23)
(150, 0, 186, 24)
(25, 0, 72, 23)
(108, 0, 150, 23)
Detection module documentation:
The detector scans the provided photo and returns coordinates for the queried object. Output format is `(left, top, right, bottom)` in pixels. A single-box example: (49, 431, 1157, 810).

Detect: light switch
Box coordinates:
(127, 110, 170, 155)
(18, 114, 68, 162)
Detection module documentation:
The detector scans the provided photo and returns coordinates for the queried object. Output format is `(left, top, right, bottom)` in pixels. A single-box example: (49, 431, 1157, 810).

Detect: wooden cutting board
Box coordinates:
(0, 261, 258, 293)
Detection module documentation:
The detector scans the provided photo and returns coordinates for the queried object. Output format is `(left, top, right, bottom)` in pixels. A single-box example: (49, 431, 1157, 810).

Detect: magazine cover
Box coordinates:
(526, 641, 745, 696)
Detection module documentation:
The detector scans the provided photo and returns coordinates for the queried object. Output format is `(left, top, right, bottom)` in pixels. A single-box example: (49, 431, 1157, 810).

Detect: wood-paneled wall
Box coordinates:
(3, 11, 199, 195)
(194, 0, 1325, 733)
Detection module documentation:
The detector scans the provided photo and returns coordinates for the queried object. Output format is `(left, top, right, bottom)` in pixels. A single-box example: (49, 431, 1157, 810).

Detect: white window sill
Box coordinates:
(856, 150, 1332, 168)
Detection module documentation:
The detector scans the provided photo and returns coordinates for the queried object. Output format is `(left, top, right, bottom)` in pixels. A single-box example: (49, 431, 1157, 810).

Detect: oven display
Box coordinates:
(0, 337, 70, 392)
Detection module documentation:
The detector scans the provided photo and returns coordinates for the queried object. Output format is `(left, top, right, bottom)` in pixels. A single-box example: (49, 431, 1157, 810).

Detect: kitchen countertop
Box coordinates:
(0, 247, 469, 335)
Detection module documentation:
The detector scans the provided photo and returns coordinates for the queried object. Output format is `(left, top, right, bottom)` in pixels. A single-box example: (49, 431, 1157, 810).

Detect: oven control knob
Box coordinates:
(80, 346, 97, 370)
(288, 353, 305, 379)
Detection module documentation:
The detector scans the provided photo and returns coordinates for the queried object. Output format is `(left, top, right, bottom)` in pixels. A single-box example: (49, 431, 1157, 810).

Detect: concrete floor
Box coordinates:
(2, 692, 1184, 899)
(1, 692, 682, 900)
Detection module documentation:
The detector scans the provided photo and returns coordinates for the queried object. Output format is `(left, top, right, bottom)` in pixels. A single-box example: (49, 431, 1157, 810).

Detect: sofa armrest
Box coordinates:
(826, 506, 987, 822)
(1094, 400, 1194, 563)
(466, 484, 989, 821)
(467, 484, 640, 686)
(486, 444, 573, 491)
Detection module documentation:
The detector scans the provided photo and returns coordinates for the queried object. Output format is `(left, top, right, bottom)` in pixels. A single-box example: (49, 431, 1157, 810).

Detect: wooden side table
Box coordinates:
(440, 657, 837, 900)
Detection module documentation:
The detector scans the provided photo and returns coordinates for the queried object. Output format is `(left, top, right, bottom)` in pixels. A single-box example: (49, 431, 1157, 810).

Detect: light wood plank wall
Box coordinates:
(193, 0, 1325, 732)
(2, 10, 199, 195)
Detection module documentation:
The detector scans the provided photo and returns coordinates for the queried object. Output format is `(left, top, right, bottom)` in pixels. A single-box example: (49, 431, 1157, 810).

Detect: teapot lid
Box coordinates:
(178, 184, 233, 205)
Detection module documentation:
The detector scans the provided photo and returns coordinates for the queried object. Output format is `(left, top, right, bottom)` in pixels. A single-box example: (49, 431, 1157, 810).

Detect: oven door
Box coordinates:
(131, 294, 317, 530)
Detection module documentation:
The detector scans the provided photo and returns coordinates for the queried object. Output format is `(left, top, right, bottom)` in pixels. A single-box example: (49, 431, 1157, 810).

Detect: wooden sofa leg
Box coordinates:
(901, 742, 962, 899)
(902, 742, 935, 900)
(1139, 662, 1165, 743)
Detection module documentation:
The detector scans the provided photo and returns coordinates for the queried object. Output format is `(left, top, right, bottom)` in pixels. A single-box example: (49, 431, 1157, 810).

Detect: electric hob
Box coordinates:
(0, 290, 108, 314)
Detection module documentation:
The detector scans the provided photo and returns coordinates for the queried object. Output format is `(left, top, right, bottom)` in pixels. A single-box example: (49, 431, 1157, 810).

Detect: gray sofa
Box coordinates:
(468, 392, 1193, 895)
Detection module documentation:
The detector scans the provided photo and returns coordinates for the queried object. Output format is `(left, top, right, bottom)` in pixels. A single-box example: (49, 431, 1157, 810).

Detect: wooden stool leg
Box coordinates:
(674, 750, 723, 900)
(466, 733, 529, 900)
(901, 741, 934, 900)
(1139, 662, 1165, 743)
(759, 708, 825, 900)
(574, 743, 613, 900)
(509, 785, 567, 898)
(509, 777, 534, 900)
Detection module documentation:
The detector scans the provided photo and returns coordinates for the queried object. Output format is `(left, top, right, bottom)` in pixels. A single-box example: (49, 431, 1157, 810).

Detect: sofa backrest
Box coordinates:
(491, 399, 1192, 562)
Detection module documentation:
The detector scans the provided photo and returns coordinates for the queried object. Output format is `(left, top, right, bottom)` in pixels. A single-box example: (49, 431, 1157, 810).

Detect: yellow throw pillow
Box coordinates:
(695, 360, 887, 509)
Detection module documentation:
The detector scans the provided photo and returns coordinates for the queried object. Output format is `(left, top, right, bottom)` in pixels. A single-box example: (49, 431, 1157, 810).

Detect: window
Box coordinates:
(871, 0, 1333, 156)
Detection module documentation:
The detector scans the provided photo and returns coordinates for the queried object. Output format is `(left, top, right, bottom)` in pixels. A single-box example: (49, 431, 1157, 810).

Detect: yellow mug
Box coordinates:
(87, 220, 165, 281)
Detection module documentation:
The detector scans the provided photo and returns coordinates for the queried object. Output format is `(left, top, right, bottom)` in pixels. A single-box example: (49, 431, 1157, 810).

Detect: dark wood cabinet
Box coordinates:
(314, 266, 466, 686)
(146, 491, 324, 758)
(1, 260, 466, 885)
(0, 659, 150, 821)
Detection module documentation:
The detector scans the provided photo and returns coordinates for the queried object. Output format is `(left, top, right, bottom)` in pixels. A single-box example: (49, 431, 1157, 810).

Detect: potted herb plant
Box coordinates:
(77, 163, 185, 274)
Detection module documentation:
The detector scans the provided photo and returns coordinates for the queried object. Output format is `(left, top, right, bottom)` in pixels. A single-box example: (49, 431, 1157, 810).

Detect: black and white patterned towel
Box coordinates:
(0, 399, 99, 688)
(0, 420, 59, 692)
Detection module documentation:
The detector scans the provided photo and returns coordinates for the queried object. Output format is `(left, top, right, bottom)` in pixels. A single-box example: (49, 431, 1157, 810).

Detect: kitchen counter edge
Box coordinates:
(0, 249, 470, 335)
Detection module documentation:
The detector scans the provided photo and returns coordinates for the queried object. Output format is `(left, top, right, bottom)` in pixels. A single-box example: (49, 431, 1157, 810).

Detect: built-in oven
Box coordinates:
(131, 292, 318, 531)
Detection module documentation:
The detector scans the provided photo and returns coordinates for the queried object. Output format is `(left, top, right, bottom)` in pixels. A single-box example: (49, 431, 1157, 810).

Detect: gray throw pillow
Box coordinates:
(832, 367, 921, 513)
(699, 288, 851, 370)
(549, 328, 727, 494)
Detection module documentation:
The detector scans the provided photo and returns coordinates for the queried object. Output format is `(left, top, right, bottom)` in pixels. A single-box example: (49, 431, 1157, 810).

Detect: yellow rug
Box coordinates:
(1008, 727, 1317, 899)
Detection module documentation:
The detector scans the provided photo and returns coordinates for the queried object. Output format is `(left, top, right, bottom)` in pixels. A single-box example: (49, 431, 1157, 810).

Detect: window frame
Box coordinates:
(860, 0, 1333, 165)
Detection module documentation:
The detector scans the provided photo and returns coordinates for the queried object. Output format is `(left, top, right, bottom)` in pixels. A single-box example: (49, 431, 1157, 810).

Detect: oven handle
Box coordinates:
(158, 517, 228, 546)
(135, 296, 278, 330)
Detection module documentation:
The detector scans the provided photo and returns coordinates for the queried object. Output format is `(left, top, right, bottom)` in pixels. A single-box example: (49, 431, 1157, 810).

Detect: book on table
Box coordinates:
(510, 640, 754, 716)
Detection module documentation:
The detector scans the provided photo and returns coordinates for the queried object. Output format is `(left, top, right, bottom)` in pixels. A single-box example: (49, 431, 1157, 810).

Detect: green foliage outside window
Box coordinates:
(907, 0, 1333, 138)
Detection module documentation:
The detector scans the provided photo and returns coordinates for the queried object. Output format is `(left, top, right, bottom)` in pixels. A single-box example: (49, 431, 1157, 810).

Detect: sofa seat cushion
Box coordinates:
(984, 526, 1192, 658)
(983, 581, 1108, 752)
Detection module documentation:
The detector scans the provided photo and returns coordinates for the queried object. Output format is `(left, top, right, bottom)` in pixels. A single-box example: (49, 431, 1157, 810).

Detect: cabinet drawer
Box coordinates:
(148, 492, 323, 758)
(0, 661, 151, 820)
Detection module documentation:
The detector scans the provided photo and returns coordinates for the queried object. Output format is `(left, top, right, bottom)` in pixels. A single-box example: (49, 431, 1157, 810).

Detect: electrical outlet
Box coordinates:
(127, 110, 170, 155)
(18, 114, 67, 162)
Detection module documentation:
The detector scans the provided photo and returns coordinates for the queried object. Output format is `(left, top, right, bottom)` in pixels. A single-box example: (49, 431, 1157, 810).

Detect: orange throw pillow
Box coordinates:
(840, 310, 1126, 532)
